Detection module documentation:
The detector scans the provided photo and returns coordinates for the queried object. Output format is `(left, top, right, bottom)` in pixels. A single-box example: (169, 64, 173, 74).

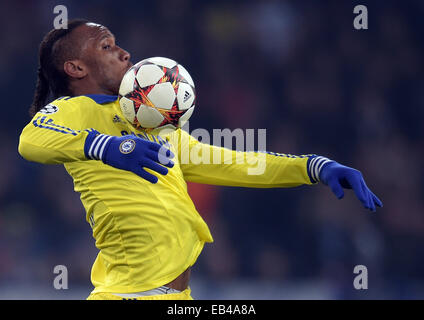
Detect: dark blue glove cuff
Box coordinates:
(307, 156, 333, 183)
(84, 129, 113, 161)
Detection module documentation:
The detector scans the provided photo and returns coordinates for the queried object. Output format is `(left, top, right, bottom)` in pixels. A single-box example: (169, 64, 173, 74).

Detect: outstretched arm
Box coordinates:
(172, 128, 315, 188)
(171, 129, 382, 211)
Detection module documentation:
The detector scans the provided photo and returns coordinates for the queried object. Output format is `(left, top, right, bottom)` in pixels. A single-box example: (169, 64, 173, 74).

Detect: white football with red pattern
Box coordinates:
(118, 57, 195, 133)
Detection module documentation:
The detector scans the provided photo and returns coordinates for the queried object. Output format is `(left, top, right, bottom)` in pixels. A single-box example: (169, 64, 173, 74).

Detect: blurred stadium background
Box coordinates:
(1, 0, 423, 299)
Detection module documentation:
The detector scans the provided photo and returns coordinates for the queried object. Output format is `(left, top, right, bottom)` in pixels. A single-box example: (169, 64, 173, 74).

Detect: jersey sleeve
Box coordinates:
(170, 128, 319, 188)
(18, 97, 97, 164)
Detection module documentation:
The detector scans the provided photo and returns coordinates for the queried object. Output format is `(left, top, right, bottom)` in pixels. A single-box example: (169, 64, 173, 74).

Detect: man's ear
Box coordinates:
(63, 60, 87, 79)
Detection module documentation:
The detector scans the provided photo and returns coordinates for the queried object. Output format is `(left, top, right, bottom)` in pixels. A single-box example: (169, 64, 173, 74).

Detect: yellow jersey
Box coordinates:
(18, 94, 316, 294)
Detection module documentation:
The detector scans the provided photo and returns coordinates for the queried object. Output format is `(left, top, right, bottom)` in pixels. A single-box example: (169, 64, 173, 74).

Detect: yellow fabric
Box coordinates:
(18, 95, 314, 296)
(87, 287, 193, 300)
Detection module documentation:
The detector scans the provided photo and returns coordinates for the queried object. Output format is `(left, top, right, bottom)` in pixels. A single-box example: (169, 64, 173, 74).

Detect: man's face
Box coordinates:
(72, 23, 133, 95)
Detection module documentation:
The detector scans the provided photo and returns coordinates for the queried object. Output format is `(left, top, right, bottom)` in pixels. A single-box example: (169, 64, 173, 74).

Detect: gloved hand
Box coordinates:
(311, 156, 383, 212)
(85, 131, 174, 184)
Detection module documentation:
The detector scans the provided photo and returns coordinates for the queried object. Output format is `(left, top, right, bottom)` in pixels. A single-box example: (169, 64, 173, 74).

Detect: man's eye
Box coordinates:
(103, 44, 111, 50)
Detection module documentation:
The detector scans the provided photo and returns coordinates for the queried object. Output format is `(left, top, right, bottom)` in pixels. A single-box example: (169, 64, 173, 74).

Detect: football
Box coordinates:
(118, 57, 196, 134)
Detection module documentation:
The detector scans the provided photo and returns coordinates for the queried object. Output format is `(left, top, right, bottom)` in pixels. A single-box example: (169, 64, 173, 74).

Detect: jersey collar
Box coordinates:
(83, 94, 118, 104)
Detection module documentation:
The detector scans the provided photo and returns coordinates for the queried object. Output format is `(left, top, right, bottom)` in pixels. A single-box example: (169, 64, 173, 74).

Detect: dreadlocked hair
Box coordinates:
(29, 19, 89, 117)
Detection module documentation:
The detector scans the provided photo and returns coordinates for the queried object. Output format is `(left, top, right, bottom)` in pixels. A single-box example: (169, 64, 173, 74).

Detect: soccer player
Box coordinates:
(18, 19, 382, 300)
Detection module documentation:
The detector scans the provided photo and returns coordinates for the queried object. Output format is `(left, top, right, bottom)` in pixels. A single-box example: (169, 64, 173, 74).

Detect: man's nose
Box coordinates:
(118, 46, 131, 62)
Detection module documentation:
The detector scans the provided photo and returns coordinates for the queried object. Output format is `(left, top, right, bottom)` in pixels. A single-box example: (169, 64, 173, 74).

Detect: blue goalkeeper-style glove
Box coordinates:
(84, 131, 174, 184)
(309, 156, 383, 212)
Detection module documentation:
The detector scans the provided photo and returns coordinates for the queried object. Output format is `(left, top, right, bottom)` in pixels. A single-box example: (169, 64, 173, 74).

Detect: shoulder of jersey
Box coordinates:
(40, 95, 118, 115)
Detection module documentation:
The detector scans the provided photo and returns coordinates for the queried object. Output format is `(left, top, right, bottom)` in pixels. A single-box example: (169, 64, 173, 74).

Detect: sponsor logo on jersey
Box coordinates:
(39, 104, 59, 114)
(113, 115, 123, 123)
(119, 139, 136, 154)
